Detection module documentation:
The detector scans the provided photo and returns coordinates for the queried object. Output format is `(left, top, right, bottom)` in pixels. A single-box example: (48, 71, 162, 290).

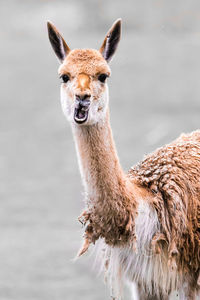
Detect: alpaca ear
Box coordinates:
(99, 19, 122, 63)
(47, 21, 70, 63)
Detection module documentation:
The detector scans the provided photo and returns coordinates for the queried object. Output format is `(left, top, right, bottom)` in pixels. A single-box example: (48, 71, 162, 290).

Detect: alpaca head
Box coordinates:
(47, 19, 121, 125)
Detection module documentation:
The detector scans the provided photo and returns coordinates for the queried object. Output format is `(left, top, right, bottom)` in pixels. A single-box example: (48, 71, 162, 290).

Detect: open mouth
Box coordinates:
(74, 107, 89, 124)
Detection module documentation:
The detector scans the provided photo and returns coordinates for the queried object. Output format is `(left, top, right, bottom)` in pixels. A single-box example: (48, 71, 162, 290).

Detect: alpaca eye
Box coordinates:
(98, 73, 108, 83)
(60, 74, 70, 83)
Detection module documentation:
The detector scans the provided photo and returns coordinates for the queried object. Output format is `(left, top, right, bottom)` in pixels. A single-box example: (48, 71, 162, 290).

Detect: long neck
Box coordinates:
(72, 110, 126, 202)
(72, 110, 144, 246)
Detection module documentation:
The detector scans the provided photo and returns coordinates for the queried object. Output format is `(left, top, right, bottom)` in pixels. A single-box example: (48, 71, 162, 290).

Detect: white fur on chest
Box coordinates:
(94, 201, 180, 299)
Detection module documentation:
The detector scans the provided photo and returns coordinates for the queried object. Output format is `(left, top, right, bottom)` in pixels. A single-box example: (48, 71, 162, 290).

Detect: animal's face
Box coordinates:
(58, 49, 110, 125)
(47, 19, 121, 125)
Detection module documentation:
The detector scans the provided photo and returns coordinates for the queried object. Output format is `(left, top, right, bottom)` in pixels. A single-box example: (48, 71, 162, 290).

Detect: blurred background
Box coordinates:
(1, 0, 200, 299)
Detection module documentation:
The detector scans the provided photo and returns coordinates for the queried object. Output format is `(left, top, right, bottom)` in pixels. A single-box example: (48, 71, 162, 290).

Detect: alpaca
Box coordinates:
(47, 19, 200, 300)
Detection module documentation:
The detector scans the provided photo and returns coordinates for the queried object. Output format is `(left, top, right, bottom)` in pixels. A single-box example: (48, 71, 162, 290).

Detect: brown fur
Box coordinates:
(77, 73, 90, 91)
(75, 121, 200, 297)
(73, 107, 200, 297)
(73, 111, 140, 248)
(129, 131, 200, 279)
(59, 49, 110, 77)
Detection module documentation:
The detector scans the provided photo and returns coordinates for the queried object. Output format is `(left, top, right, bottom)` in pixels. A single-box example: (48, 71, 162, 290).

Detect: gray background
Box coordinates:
(1, 0, 200, 299)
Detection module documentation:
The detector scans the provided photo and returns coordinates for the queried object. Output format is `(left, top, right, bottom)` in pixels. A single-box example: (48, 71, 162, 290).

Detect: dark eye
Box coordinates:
(60, 74, 70, 83)
(98, 73, 108, 83)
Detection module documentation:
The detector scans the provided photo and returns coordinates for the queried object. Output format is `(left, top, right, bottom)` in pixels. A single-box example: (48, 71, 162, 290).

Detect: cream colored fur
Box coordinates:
(93, 201, 180, 299)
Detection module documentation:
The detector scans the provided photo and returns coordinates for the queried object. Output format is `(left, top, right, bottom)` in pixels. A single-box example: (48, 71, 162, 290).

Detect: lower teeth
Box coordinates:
(74, 108, 88, 122)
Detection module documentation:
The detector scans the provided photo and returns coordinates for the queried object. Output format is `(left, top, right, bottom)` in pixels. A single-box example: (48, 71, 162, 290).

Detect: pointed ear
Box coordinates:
(47, 21, 70, 63)
(99, 19, 122, 63)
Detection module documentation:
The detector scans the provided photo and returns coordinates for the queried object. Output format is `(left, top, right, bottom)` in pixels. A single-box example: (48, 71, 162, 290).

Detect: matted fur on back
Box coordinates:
(129, 130, 200, 277)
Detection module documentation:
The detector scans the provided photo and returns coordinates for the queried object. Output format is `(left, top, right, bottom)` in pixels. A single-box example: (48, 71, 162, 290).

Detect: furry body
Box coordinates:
(75, 122, 200, 299)
(130, 131, 200, 274)
(93, 130, 200, 299)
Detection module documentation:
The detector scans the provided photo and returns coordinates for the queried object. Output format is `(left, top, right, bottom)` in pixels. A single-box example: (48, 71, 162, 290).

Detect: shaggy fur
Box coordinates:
(91, 130, 200, 299)
(77, 126, 200, 299)
(129, 131, 200, 273)
(47, 19, 200, 299)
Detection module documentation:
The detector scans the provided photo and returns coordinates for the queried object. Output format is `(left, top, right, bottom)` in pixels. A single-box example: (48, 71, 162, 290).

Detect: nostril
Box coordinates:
(75, 94, 91, 109)
(76, 94, 91, 101)
(83, 94, 91, 100)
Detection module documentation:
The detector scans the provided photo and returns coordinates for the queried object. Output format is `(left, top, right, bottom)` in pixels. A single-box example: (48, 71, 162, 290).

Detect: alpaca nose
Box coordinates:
(75, 94, 91, 109)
